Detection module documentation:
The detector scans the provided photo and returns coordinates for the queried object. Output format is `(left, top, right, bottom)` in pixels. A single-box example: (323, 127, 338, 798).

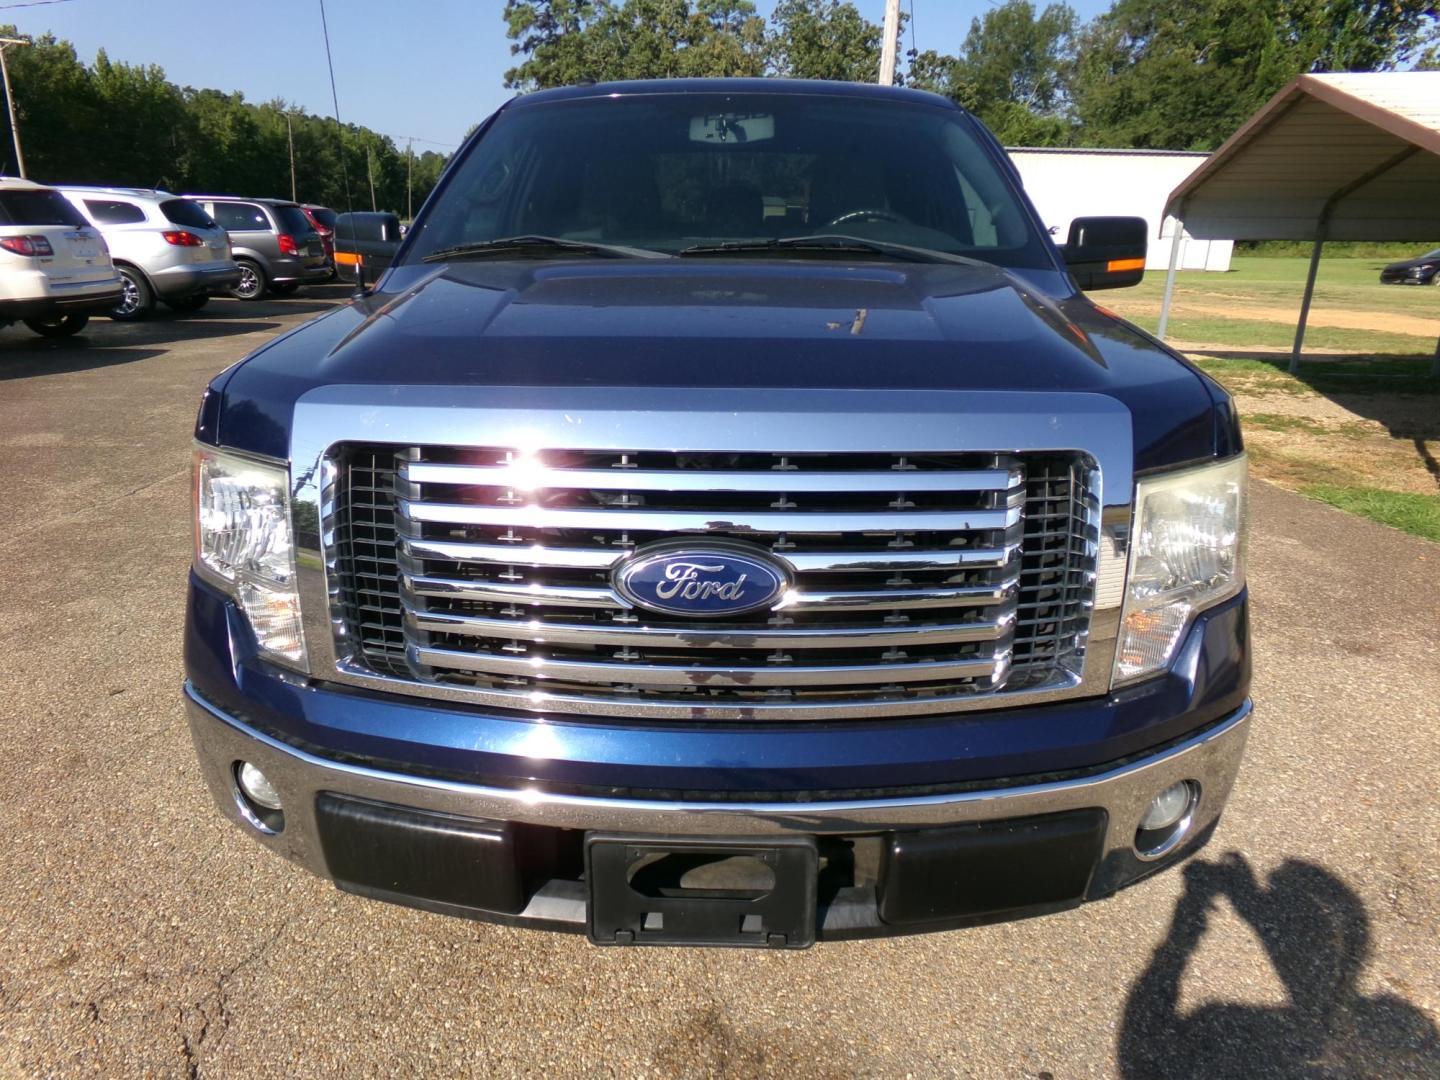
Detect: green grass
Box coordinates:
(1302, 484, 1440, 543)
(1191, 354, 1440, 398)
(1115, 256, 1440, 322)
(1156, 315, 1433, 354)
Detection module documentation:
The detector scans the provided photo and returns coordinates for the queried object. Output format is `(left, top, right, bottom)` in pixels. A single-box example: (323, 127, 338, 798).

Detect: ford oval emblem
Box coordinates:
(613, 542, 790, 619)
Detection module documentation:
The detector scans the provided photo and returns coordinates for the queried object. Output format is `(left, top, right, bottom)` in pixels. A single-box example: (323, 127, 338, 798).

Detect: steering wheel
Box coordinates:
(825, 207, 909, 228)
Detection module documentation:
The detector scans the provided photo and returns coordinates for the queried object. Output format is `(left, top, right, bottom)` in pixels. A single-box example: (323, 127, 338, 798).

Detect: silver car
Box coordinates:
(57, 186, 239, 320)
(186, 196, 331, 300)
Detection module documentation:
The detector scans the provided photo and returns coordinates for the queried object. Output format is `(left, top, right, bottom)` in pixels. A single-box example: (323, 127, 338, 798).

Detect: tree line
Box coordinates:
(0, 27, 448, 215)
(503, 0, 1439, 150)
(2, 0, 1435, 214)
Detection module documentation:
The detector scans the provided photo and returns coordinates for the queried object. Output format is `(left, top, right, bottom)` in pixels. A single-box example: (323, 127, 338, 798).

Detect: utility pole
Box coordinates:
(406, 138, 413, 222)
(365, 140, 376, 211)
(286, 111, 297, 202)
(0, 37, 31, 178)
(878, 0, 901, 86)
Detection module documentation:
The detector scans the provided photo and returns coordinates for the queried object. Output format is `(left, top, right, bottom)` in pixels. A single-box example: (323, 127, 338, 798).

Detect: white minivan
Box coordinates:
(58, 186, 239, 320)
(0, 178, 121, 337)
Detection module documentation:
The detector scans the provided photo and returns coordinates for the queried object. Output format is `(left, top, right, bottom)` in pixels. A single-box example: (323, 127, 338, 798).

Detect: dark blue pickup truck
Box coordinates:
(185, 80, 1250, 948)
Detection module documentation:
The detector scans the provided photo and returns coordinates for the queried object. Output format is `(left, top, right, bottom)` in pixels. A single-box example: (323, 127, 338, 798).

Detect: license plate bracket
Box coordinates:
(585, 834, 817, 948)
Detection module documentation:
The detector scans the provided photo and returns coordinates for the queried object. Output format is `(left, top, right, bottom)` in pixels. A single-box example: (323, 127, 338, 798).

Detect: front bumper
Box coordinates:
(186, 682, 1251, 940)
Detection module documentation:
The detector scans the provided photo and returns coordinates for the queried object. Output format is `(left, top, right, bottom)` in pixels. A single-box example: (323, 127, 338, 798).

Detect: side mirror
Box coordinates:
(1063, 216, 1147, 290)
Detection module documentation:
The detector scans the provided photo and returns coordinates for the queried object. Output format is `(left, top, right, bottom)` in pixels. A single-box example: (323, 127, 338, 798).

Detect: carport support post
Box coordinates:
(1290, 223, 1326, 375)
(1156, 208, 1185, 340)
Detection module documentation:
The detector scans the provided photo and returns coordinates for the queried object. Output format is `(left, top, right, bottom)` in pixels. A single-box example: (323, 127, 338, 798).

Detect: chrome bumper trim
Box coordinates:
(185, 683, 1250, 881)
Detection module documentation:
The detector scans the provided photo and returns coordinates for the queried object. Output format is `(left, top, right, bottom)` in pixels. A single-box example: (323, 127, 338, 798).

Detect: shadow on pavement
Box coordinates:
(1119, 853, 1439, 1079)
(0, 343, 169, 380)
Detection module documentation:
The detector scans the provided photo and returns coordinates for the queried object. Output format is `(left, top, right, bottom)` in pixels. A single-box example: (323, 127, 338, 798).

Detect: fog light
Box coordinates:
(1135, 780, 1199, 859)
(236, 761, 283, 811)
(1141, 781, 1192, 831)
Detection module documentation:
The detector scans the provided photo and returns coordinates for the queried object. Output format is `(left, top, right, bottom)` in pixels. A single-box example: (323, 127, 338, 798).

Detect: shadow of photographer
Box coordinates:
(1119, 853, 1438, 1079)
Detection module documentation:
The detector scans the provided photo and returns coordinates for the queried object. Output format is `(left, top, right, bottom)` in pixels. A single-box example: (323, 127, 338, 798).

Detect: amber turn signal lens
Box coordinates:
(1105, 257, 1146, 273)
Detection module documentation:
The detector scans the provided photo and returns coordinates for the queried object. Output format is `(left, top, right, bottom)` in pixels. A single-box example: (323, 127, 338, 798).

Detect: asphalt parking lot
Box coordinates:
(1, 291, 1437, 1078)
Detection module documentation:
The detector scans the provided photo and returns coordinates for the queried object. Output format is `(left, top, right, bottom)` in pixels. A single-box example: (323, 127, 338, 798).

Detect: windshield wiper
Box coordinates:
(422, 235, 669, 262)
(678, 234, 983, 266)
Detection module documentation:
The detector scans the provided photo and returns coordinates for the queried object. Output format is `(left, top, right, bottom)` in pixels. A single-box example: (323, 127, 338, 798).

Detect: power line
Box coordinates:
(317, 0, 354, 215)
(0, 0, 77, 9)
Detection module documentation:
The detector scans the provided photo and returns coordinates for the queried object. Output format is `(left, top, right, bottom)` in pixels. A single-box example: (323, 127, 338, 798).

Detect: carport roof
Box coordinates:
(1165, 72, 1440, 241)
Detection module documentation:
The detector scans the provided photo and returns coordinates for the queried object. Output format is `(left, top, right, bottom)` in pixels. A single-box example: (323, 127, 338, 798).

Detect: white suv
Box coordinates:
(58, 186, 239, 320)
(0, 178, 121, 338)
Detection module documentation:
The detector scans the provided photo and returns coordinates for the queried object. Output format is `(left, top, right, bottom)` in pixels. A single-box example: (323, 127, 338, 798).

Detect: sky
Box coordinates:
(10, 0, 1111, 152)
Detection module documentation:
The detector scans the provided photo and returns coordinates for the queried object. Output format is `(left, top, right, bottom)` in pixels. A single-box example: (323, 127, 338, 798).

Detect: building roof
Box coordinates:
(1165, 72, 1440, 241)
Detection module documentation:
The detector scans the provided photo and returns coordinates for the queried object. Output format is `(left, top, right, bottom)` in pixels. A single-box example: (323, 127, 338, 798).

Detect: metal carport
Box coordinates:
(1155, 72, 1440, 374)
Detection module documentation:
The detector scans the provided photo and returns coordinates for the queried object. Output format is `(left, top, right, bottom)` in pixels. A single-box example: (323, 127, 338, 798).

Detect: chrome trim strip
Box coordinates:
(400, 460, 1024, 494)
(782, 546, 1018, 573)
(400, 534, 1018, 574)
(403, 574, 1016, 615)
(403, 573, 624, 609)
(184, 683, 1250, 839)
(409, 643, 1006, 687)
(778, 582, 1016, 612)
(397, 497, 1024, 535)
(401, 537, 626, 570)
(406, 609, 1015, 648)
(288, 386, 1135, 717)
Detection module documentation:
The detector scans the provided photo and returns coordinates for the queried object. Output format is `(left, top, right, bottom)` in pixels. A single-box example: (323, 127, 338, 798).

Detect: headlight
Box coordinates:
(1114, 455, 1246, 684)
(193, 446, 307, 667)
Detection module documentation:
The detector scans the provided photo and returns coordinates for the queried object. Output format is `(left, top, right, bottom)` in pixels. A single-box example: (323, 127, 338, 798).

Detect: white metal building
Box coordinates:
(1008, 147, 1233, 272)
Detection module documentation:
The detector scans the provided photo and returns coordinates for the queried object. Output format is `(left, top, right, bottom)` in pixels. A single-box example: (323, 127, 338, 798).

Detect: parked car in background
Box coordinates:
(1379, 248, 1440, 285)
(302, 203, 337, 265)
(184, 196, 330, 300)
(332, 210, 401, 285)
(0, 177, 121, 337)
(58, 186, 239, 320)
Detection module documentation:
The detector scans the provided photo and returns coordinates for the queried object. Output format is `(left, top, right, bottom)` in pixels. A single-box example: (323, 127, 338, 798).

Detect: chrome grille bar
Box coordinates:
(399, 460, 1023, 493)
(410, 643, 1008, 687)
(401, 534, 1018, 574)
(397, 498, 1023, 535)
(408, 609, 1016, 648)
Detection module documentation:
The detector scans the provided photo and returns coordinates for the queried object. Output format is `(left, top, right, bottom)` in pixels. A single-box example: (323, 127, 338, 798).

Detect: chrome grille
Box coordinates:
(329, 445, 1098, 719)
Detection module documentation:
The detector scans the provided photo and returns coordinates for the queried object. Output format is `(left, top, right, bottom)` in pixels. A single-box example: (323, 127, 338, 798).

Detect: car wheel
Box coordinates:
(164, 294, 211, 313)
(109, 266, 155, 321)
(270, 283, 300, 296)
(24, 314, 90, 338)
(229, 259, 267, 301)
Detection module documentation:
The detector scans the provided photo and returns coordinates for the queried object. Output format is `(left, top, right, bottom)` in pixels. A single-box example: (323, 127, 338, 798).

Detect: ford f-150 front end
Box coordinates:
(184, 80, 1250, 948)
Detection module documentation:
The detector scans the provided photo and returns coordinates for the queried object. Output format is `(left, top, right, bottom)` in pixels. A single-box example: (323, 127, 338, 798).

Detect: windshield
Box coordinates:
(307, 206, 338, 229)
(406, 94, 1052, 269)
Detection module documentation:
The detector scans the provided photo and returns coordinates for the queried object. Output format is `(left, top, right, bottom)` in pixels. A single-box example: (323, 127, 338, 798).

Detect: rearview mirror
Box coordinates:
(1063, 216, 1147, 290)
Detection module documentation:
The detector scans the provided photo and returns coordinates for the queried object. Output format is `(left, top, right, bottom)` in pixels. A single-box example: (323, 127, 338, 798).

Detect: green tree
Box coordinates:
(908, 1, 1077, 145)
(766, 0, 889, 83)
(503, 0, 766, 89)
(1071, 0, 1440, 150)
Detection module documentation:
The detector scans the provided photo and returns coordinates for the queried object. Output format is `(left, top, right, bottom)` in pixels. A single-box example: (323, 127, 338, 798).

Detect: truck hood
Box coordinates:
(212, 259, 1227, 468)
